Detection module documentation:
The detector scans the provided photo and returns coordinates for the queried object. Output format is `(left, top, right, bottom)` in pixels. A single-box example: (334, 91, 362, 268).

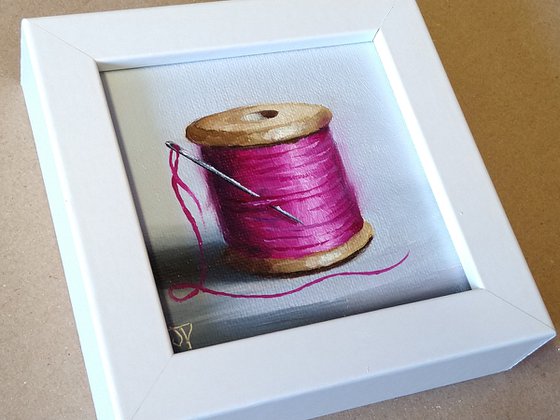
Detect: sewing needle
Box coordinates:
(165, 141, 303, 225)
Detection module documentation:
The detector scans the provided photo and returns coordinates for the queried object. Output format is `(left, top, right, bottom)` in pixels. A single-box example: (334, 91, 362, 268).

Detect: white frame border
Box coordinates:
(20, 0, 555, 419)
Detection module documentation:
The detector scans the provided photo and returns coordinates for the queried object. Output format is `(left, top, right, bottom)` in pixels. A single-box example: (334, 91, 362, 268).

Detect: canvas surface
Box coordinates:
(102, 42, 469, 350)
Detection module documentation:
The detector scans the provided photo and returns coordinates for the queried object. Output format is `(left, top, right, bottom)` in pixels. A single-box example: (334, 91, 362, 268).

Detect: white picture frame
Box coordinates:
(20, 0, 555, 419)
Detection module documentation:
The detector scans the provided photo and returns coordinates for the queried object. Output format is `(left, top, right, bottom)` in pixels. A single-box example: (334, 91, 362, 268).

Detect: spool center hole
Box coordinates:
(242, 110, 279, 122)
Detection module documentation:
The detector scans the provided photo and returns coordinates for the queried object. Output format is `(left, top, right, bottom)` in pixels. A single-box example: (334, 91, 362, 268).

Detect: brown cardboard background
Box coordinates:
(1, 0, 558, 418)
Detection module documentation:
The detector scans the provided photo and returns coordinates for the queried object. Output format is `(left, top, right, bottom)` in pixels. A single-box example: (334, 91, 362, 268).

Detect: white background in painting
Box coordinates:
(102, 42, 469, 350)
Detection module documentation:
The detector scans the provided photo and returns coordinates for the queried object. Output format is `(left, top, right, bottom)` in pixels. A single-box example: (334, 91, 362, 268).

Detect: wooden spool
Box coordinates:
(186, 103, 374, 274)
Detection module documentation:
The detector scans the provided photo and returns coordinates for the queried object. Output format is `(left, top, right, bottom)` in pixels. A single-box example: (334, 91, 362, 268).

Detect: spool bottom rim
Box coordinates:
(225, 220, 374, 275)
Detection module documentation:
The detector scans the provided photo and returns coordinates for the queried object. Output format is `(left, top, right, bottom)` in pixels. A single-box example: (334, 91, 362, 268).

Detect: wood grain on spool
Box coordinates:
(186, 103, 332, 147)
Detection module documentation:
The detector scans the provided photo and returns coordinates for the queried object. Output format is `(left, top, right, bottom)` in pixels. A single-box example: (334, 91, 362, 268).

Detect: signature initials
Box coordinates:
(168, 323, 193, 351)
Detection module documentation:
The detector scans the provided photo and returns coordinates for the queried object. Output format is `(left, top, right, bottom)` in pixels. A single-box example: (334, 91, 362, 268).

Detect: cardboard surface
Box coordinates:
(1, 0, 558, 418)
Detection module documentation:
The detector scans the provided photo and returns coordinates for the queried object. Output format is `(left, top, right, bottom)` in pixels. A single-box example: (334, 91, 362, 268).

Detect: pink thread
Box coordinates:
(169, 148, 206, 299)
(167, 143, 408, 303)
(169, 252, 409, 302)
(169, 149, 203, 216)
(202, 128, 363, 259)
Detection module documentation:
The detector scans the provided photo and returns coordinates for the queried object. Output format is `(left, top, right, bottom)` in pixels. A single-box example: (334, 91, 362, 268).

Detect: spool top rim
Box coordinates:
(186, 103, 332, 147)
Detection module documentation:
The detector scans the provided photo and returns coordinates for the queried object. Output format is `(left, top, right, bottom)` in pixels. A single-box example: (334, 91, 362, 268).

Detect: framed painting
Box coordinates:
(20, 0, 555, 418)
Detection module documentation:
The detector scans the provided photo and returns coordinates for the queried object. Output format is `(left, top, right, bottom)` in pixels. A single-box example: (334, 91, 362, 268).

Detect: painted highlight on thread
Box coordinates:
(202, 128, 363, 259)
(167, 146, 408, 303)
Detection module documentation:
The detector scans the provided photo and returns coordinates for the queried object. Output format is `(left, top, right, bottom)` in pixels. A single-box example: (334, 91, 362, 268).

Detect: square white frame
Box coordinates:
(20, 0, 555, 418)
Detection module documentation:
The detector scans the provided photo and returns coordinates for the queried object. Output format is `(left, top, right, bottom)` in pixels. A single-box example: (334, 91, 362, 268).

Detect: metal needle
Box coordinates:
(165, 141, 303, 224)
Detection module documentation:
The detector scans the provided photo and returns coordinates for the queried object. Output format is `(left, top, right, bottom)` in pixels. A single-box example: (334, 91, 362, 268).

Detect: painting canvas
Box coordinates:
(102, 42, 470, 352)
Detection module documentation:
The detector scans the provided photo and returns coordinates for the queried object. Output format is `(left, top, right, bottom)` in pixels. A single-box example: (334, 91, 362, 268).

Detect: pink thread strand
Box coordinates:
(169, 252, 409, 302)
(169, 148, 206, 292)
(169, 149, 203, 216)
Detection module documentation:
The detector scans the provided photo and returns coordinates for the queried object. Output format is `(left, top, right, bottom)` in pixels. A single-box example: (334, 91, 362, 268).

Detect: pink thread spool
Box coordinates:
(186, 103, 374, 275)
